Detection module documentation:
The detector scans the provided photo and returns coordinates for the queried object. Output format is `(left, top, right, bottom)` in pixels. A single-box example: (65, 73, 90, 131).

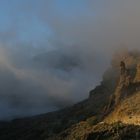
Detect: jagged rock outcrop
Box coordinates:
(104, 56, 140, 118)
(104, 57, 140, 126)
(105, 91, 140, 125)
(114, 61, 132, 105)
(134, 63, 140, 83)
(114, 60, 140, 103)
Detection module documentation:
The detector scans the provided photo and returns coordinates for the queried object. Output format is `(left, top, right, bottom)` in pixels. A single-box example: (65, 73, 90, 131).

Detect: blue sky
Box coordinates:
(0, 0, 91, 46)
(0, 0, 50, 44)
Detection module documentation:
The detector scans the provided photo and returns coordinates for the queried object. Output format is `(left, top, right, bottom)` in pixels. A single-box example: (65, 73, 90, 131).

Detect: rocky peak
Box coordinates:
(119, 61, 132, 87)
(120, 61, 126, 75)
(104, 59, 140, 116)
(116, 60, 140, 96)
(134, 63, 140, 83)
(114, 61, 132, 105)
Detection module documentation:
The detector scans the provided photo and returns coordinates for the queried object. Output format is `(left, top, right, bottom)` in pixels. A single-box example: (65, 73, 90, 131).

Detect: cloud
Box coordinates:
(0, 44, 104, 120)
(0, 0, 140, 120)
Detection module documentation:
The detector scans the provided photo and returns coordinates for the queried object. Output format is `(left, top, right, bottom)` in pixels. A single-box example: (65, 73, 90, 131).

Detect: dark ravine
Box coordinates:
(0, 50, 140, 140)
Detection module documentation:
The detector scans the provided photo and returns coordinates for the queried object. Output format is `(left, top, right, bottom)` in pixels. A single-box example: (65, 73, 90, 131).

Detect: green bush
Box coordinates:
(112, 121, 124, 129)
(86, 116, 98, 126)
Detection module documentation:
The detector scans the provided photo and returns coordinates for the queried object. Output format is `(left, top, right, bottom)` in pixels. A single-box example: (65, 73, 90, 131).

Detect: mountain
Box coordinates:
(0, 50, 140, 140)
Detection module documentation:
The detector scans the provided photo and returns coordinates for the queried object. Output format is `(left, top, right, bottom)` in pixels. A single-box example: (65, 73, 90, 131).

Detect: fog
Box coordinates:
(0, 0, 140, 120)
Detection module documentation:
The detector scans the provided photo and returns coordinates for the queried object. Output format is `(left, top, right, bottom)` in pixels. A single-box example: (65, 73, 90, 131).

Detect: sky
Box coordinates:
(0, 0, 140, 120)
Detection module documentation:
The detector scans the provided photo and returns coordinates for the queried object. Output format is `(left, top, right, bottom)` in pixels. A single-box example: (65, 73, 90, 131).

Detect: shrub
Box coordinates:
(86, 116, 98, 126)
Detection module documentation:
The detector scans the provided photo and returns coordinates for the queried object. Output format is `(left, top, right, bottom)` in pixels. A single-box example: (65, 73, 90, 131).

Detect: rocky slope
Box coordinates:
(0, 50, 140, 140)
(105, 91, 140, 125)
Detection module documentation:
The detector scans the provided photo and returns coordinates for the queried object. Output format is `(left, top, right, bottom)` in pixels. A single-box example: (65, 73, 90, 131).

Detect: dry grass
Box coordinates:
(105, 91, 140, 125)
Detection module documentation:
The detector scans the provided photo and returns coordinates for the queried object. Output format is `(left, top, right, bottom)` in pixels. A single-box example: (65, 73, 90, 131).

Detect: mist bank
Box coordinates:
(1, 0, 140, 120)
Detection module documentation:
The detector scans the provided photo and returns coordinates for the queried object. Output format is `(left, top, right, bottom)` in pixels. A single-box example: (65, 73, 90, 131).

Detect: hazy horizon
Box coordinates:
(0, 0, 140, 120)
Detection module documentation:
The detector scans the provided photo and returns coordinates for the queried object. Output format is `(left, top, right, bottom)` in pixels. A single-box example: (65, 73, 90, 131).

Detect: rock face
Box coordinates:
(105, 91, 140, 125)
(99, 52, 140, 119)
(104, 56, 140, 126)
(134, 63, 140, 83)
(108, 58, 140, 106)
(114, 61, 132, 105)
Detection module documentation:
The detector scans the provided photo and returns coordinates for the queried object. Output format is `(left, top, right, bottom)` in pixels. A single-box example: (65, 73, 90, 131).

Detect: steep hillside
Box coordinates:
(0, 50, 140, 140)
(105, 91, 140, 125)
